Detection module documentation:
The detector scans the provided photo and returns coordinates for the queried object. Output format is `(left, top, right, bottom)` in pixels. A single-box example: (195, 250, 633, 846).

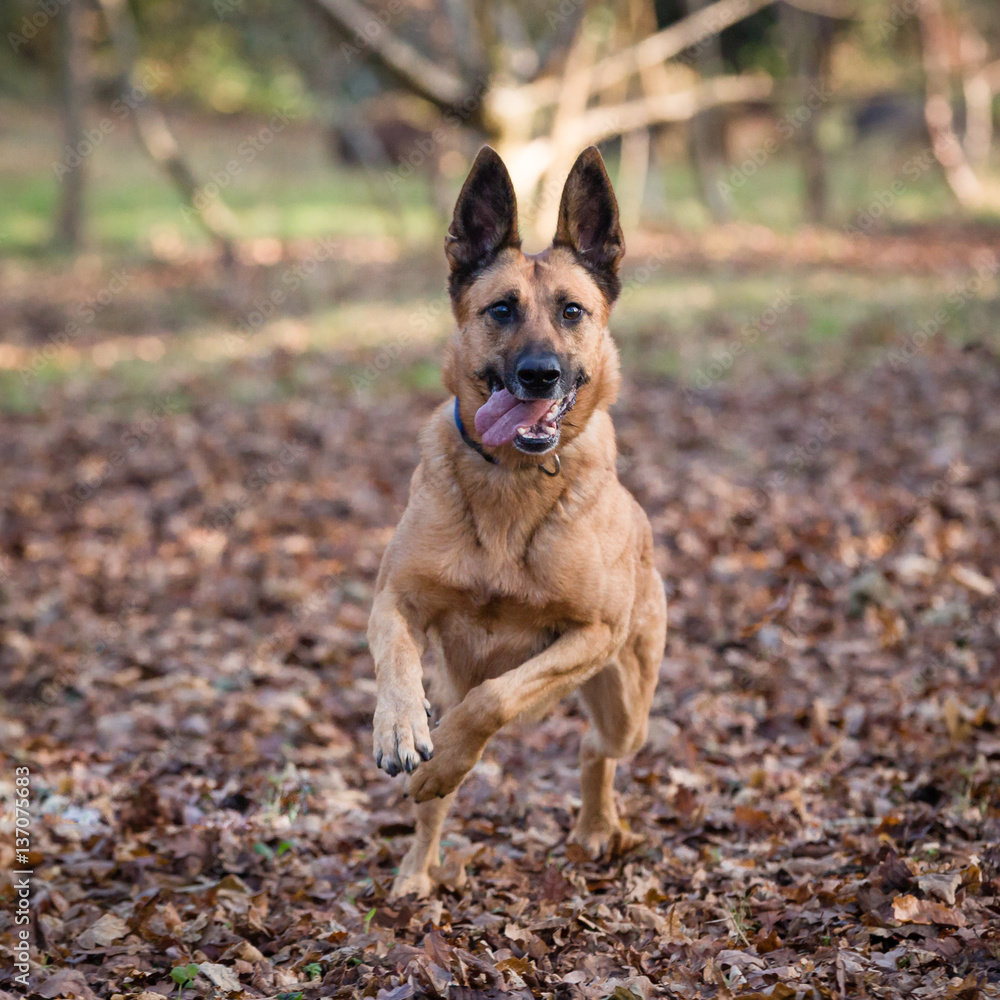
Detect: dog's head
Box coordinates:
(442, 146, 623, 457)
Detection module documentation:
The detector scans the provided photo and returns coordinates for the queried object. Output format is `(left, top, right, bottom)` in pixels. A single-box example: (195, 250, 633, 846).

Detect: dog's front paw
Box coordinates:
(408, 711, 483, 801)
(373, 697, 434, 776)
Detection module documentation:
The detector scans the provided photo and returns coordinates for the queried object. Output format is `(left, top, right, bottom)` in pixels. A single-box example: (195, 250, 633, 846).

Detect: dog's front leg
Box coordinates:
(369, 588, 434, 776)
(409, 622, 617, 801)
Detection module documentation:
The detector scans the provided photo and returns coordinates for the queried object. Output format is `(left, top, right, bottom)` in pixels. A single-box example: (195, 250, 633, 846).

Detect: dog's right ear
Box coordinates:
(446, 146, 520, 299)
(553, 146, 624, 304)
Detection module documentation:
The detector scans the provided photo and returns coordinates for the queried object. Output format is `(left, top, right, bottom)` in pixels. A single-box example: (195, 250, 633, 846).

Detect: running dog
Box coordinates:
(368, 145, 666, 897)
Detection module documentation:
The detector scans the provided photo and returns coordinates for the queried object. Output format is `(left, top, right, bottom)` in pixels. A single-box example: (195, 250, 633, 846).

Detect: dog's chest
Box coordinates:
(416, 471, 615, 661)
(430, 589, 562, 689)
(439, 521, 588, 619)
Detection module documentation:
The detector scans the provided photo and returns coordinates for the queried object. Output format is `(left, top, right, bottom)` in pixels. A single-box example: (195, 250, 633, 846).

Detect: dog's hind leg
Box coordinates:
(571, 660, 648, 856)
(572, 731, 640, 856)
(570, 572, 664, 856)
(392, 791, 455, 899)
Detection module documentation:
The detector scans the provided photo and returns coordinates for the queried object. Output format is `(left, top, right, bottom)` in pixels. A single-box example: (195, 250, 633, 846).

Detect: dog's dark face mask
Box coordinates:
(442, 146, 625, 456)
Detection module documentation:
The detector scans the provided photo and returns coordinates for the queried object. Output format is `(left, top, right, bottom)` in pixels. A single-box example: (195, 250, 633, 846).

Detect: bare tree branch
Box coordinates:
(917, 0, 984, 207)
(578, 72, 774, 145)
(507, 71, 773, 228)
(780, 0, 855, 17)
(576, 0, 854, 105)
(978, 58, 1000, 94)
(302, 0, 481, 120)
(531, 8, 604, 235)
(564, 0, 776, 100)
(96, 0, 240, 262)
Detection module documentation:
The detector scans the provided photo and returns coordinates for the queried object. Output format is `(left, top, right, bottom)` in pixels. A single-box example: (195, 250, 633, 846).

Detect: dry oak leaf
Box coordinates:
(733, 805, 775, 835)
(660, 905, 693, 945)
(38, 970, 97, 1000)
(730, 987, 796, 1000)
(76, 912, 129, 950)
(916, 871, 963, 906)
(892, 893, 966, 926)
(221, 939, 266, 963)
(198, 962, 244, 993)
(607, 978, 655, 1000)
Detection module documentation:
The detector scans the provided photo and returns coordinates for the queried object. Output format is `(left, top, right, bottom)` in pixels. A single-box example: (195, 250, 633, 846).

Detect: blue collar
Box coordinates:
(454, 397, 498, 464)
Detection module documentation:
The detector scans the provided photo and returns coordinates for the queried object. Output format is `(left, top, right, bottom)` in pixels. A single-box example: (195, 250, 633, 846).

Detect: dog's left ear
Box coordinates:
(553, 146, 624, 303)
(446, 146, 520, 299)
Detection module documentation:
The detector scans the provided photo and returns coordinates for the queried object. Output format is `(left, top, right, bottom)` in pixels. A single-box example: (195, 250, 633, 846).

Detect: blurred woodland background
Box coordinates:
(3, 0, 1000, 997)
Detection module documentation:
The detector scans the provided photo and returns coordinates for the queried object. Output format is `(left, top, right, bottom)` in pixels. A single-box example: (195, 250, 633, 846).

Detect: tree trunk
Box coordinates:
(960, 27, 992, 171)
(53, 0, 88, 251)
(780, 4, 831, 224)
(917, 0, 983, 207)
(617, 127, 652, 234)
(531, 5, 602, 241)
(684, 0, 731, 223)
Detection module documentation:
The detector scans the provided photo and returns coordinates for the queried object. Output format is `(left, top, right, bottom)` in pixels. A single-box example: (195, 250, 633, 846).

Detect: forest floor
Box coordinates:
(1, 223, 1000, 999)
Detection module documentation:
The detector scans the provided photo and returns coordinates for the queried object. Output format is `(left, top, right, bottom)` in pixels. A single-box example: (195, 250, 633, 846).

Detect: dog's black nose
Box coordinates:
(516, 352, 561, 394)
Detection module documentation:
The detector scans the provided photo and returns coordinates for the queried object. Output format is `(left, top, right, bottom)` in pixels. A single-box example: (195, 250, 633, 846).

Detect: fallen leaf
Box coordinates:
(38, 970, 97, 1000)
(76, 913, 129, 950)
(539, 863, 574, 903)
(915, 871, 962, 905)
(197, 962, 243, 992)
(733, 805, 774, 834)
(871, 849, 914, 893)
(892, 893, 966, 926)
(950, 564, 995, 595)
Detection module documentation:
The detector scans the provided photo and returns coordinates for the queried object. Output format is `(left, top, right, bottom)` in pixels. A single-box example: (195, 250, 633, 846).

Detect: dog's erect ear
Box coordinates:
(553, 146, 624, 303)
(446, 146, 520, 299)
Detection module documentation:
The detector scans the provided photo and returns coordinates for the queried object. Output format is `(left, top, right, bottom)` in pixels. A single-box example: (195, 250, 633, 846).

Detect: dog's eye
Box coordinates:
(562, 302, 583, 322)
(488, 302, 514, 324)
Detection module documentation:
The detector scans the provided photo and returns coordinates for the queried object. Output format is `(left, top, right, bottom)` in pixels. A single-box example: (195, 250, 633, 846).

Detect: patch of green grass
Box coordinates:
(611, 266, 999, 387)
(1, 105, 442, 253)
(400, 360, 443, 393)
(2, 260, 996, 416)
(3, 102, 986, 257)
(0, 369, 56, 414)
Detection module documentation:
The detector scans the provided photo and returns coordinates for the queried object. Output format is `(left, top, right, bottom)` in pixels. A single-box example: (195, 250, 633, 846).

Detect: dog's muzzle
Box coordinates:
(474, 382, 580, 455)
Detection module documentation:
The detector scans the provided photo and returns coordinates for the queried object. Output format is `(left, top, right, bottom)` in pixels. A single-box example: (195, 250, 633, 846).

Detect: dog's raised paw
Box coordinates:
(407, 744, 477, 801)
(373, 700, 434, 776)
(406, 712, 484, 801)
(407, 754, 461, 801)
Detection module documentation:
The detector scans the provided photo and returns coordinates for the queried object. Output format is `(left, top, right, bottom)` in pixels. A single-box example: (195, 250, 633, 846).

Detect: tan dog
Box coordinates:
(368, 146, 666, 898)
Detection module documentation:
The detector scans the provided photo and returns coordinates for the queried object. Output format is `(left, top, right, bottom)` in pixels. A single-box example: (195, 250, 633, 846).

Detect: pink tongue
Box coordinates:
(474, 389, 554, 447)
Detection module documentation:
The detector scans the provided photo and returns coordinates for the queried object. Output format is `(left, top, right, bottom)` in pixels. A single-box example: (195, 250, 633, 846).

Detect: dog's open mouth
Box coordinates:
(474, 386, 578, 454)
